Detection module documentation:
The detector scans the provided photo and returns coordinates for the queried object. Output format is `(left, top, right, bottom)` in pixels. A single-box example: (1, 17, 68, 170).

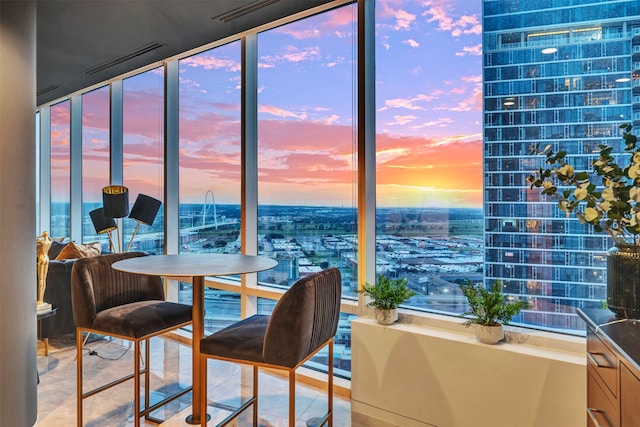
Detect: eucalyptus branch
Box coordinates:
(527, 123, 640, 249)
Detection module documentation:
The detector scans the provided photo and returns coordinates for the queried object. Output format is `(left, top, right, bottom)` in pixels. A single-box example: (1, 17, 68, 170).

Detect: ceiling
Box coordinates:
(36, 0, 336, 106)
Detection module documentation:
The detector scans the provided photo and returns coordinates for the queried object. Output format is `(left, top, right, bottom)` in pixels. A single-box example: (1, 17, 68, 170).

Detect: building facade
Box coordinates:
(483, 0, 640, 330)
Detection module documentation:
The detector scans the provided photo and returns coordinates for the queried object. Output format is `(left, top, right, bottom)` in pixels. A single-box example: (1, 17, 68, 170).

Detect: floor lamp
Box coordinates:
(102, 185, 129, 253)
(126, 193, 162, 252)
(89, 207, 117, 251)
(90, 186, 161, 253)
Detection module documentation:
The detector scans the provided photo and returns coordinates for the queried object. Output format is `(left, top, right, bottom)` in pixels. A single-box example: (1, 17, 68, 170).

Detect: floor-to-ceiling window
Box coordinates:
(81, 86, 110, 248)
(50, 100, 71, 239)
(257, 3, 357, 374)
(122, 69, 165, 254)
(178, 41, 242, 255)
(257, 4, 358, 291)
(375, 0, 486, 317)
(178, 41, 243, 332)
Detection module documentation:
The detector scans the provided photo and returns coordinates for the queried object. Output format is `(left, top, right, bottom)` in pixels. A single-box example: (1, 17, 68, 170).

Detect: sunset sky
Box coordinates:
(50, 0, 483, 209)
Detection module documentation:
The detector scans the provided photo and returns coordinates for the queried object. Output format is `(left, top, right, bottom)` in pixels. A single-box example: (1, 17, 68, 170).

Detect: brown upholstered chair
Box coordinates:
(71, 252, 193, 427)
(199, 267, 342, 427)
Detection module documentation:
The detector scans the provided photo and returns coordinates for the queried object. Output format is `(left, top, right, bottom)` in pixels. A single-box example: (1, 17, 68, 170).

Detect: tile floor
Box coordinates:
(35, 334, 355, 427)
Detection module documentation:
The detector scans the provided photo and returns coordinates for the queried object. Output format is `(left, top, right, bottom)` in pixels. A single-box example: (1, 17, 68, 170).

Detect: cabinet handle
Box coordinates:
(587, 408, 610, 427)
(587, 352, 614, 369)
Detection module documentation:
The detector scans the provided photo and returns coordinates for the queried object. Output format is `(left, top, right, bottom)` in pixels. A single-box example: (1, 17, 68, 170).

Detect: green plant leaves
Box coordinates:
(458, 280, 528, 327)
(360, 275, 416, 311)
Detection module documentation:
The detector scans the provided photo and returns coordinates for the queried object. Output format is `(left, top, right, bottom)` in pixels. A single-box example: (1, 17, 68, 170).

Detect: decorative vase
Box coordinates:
(607, 246, 640, 318)
(475, 324, 504, 344)
(374, 308, 398, 325)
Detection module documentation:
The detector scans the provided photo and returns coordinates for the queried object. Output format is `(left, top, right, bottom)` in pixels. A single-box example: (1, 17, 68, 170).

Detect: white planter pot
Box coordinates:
(375, 308, 398, 325)
(475, 324, 504, 344)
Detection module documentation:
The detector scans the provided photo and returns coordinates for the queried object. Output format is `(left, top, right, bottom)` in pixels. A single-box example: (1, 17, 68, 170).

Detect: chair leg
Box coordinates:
(289, 370, 295, 427)
(328, 340, 334, 427)
(144, 338, 150, 416)
(76, 328, 84, 427)
(200, 355, 208, 426)
(253, 366, 259, 427)
(134, 340, 141, 427)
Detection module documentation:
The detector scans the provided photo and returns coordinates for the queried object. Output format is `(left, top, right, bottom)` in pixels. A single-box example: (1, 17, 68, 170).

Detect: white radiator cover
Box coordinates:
(351, 316, 586, 427)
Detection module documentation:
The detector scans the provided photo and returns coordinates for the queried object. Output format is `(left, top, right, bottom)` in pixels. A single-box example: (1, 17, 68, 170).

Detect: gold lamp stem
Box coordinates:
(126, 221, 141, 253)
(106, 230, 116, 253)
(115, 219, 122, 253)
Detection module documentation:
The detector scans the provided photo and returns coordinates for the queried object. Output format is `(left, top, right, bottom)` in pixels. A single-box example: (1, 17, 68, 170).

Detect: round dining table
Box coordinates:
(112, 253, 278, 425)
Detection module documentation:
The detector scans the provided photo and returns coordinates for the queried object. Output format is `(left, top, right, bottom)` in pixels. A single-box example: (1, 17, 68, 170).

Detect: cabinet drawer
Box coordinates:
(587, 327, 618, 398)
(588, 366, 619, 427)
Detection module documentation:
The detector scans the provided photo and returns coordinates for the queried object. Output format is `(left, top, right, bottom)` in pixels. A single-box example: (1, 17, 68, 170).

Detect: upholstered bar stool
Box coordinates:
(71, 252, 193, 426)
(199, 267, 342, 427)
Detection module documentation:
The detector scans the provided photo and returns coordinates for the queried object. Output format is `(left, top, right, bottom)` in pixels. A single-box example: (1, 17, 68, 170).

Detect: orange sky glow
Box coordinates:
(49, 0, 484, 210)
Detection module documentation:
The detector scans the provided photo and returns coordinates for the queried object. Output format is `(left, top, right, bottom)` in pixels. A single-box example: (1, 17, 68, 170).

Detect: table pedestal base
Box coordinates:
(185, 413, 211, 425)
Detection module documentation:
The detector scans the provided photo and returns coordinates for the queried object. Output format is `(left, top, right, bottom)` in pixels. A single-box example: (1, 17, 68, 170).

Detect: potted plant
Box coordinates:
(528, 123, 640, 317)
(459, 280, 528, 344)
(360, 275, 416, 325)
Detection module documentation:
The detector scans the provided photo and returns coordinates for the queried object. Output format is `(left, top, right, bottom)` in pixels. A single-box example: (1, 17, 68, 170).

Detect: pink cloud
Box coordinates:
(276, 27, 321, 40)
(455, 44, 482, 56)
(259, 105, 308, 120)
(449, 83, 482, 112)
(321, 5, 356, 28)
(379, 92, 442, 111)
(282, 46, 321, 63)
(394, 9, 416, 30)
(273, 4, 355, 40)
(51, 101, 70, 122)
(260, 46, 321, 66)
(461, 74, 482, 83)
(122, 90, 165, 141)
(423, 1, 481, 38)
(181, 55, 240, 72)
(403, 39, 420, 48)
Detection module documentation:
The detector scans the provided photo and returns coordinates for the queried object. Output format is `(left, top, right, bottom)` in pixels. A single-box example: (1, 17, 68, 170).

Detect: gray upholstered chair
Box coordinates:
(199, 267, 342, 427)
(71, 252, 193, 427)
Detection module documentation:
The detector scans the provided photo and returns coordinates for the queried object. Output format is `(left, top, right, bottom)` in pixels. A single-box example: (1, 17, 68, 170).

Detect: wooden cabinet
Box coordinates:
(580, 309, 640, 427)
(620, 362, 640, 426)
(587, 328, 619, 427)
(587, 366, 618, 427)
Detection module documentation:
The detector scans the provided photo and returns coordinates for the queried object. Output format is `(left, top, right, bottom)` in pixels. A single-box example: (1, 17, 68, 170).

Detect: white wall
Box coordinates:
(351, 316, 586, 427)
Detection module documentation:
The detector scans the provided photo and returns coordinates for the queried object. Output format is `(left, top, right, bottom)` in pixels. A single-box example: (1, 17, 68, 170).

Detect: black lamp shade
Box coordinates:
(89, 208, 117, 234)
(129, 194, 161, 226)
(103, 185, 129, 218)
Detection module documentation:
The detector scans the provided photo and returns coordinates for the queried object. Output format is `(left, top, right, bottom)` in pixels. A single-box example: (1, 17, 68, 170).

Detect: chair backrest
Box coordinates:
(263, 267, 341, 368)
(71, 252, 164, 328)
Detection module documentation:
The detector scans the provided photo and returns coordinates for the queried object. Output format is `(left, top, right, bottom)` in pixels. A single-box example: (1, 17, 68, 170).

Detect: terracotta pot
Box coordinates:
(475, 323, 504, 344)
(374, 308, 398, 325)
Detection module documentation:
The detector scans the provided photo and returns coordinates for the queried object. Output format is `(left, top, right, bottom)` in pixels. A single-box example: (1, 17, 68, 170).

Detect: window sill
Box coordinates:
(351, 315, 586, 427)
(393, 308, 586, 356)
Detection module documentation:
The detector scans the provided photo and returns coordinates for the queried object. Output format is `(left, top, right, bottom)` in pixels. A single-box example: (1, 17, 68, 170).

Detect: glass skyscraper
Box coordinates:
(483, 0, 640, 331)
